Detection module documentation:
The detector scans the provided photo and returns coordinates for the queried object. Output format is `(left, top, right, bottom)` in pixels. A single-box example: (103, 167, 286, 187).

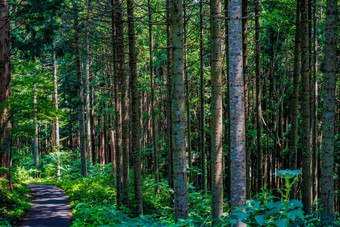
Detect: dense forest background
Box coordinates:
(0, 0, 339, 226)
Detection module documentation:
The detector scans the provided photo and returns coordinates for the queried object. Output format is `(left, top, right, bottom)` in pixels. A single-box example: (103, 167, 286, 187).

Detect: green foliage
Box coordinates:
(233, 169, 305, 226)
(0, 179, 32, 226)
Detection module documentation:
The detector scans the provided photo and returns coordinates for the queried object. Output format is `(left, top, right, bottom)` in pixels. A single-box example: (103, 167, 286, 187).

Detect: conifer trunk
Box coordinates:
(320, 0, 337, 223)
(211, 0, 223, 223)
(170, 0, 188, 221)
(199, 0, 206, 194)
(229, 0, 246, 225)
(127, 0, 143, 215)
(300, 0, 312, 214)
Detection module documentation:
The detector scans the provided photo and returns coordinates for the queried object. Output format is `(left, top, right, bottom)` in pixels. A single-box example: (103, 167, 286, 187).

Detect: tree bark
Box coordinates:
(74, 2, 87, 177)
(52, 51, 61, 179)
(112, 0, 123, 207)
(300, 0, 312, 214)
(320, 0, 337, 223)
(85, 0, 92, 165)
(0, 0, 11, 181)
(33, 83, 39, 166)
(170, 0, 188, 221)
(166, 0, 173, 189)
(211, 0, 223, 223)
(149, 0, 160, 187)
(228, 0, 246, 225)
(199, 0, 206, 194)
(254, 0, 262, 194)
(183, 0, 192, 182)
(127, 0, 143, 215)
(290, 0, 301, 199)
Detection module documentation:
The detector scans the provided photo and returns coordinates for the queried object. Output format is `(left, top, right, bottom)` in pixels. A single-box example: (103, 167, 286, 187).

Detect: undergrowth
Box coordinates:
(0, 169, 32, 227)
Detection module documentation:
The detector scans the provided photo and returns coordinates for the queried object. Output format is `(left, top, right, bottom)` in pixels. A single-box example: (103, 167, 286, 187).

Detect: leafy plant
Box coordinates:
(233, 169, 304, 227)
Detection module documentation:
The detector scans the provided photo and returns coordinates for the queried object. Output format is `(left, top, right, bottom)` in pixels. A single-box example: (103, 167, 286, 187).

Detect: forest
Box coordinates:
(0, 0, 339, 226)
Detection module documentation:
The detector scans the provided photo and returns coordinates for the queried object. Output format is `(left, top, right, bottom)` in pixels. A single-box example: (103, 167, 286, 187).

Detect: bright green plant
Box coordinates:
(233, 169, 304, 226)
(276, 169, 301, 226)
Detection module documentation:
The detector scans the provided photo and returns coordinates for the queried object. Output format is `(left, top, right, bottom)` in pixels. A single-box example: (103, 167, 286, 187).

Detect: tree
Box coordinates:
(320, 0, 337, 223)
(210, 0, 223, 223)
(148, 0, 160, 187)
(127, 0, 143, 215)
(199, 0, 206, 194)
(52, 50, 61, 179)
(300, 0, 312, 214)
(74, 1, 87, 177)
(170, 0, 188, 221)
(0, 0, 11, 182)
(228, 0, 246, 225)
(290, 0, 301, 199)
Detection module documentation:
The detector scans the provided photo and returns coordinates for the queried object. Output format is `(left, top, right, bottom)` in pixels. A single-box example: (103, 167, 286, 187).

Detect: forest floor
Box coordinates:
(22, 184, 72, 227)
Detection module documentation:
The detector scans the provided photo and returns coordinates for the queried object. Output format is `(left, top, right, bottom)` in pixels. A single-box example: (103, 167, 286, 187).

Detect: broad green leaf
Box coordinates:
(255, 215, 265, 225)
(274, 218, 287, 227)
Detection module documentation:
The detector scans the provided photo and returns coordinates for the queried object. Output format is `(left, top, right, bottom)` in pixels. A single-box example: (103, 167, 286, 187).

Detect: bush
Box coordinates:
(0, 178, 32, 226)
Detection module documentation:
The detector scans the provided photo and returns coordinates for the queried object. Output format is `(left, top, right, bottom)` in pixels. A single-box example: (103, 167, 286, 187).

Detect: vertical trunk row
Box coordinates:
(300, 0, 312, 214)
(255, 0, 262, 194)
(242, 0, 250, 197)
(170, 0, 188, 221)
(112, 0, 123, 207)
(229, 0, 246, 225)
(33, 83, 39, 166)
(211, 0, 223, 223)
(166, 0, 173, 189)
(311, 0, 319, 203)
(290, 0, 301, 200)
(85, 0, 92, 165)
(121, 11, 130, 210)
(199, 0, 206, 194)
(74, 2, 88, 177)
(127, 0, 143, 215)
(148, 0, 160, 186)
(320, 0, 337, 223)
(52, 51, 61, 179)
(183, 0, 192, 182)
(0, 0, 11, 181)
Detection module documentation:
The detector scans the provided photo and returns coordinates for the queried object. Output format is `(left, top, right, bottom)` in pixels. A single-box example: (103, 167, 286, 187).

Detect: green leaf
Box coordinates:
(255, 215, 265, 225)
(234, 212, 250, 221)
(274, 219, 287, 227)
(288, 200, 303, 209)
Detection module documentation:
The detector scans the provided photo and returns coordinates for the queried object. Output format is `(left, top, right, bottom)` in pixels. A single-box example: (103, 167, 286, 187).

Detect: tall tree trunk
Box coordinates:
(242, 0, 250, 197)
(183, 0, 192, 182)
(199, 0, 206, 194)
(85, 0, 92, 164)
(224, 0, 230, 201)
(90, 83, 96, 164)
(320, 0, 337, 223)
(121, 5, 130, 208)
(290, 0, 301, 199)
(211, 0, 223, 223)
(170, 0, 188, 221)
(0, 0, 11, 181)
(166, 0, 173, 189)
(148, 0, 160, 186)
(74, 2, 87, 177)
(229, 0, 246, 225)
(127, 0, 143, 215)
(312, 0, 319, 204)
(255, 0, 262, 194)
(33, 83, 39, 166)
(52, 51, 61, 179)
(112, 0, 123, 207)
(300, 0, 312, 214)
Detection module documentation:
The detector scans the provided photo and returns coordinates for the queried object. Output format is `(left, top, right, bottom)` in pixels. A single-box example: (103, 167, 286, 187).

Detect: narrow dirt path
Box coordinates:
(22, 184, 72, 227)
